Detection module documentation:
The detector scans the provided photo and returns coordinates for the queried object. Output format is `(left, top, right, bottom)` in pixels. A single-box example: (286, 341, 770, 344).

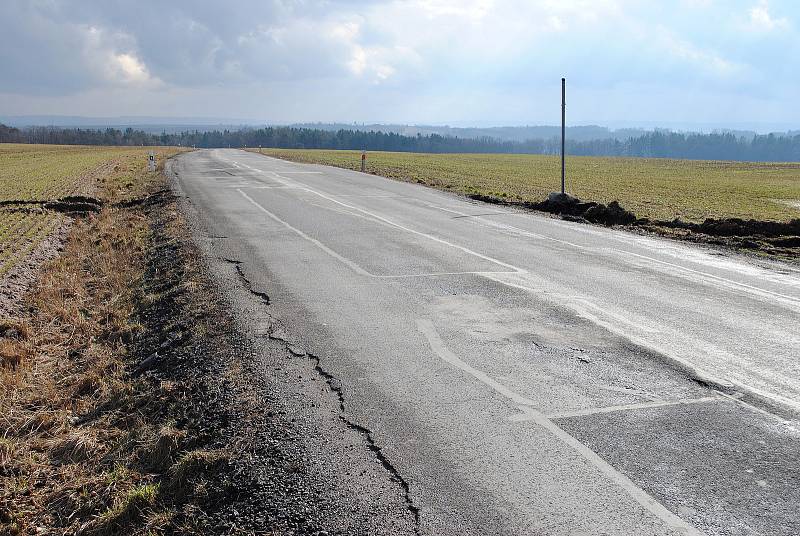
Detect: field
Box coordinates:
(0, 144, 178, 279)
(261, 149, 800, 223)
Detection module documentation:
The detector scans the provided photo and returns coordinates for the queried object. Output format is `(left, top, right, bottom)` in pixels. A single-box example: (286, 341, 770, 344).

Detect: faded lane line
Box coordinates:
(335, 194, 406, 198)
(224, 185, 302, 189)
(272, 171, 524, 272)
(416, 318, 704, 536)
(572, 298, 662, 334)
(622, 250, 800, 310)
(233, 155, 800, 412)
(424, 202, 589, 250)
(251, 158, 800, 308)
(233, 161, 525, 274)
(545, 396, 723, 420)
(238, 189, 372, 277)
(378, 271, 518, 279)
(426, 203, 800, 309)
(237, 189, 517, 280)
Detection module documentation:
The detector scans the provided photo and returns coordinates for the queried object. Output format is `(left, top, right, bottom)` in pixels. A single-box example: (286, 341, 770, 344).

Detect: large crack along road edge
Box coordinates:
(221, 256, 422, 534)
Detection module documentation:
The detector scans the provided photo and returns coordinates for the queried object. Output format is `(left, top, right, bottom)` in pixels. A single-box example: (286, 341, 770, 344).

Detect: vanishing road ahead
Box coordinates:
(171, 149, 800, 535)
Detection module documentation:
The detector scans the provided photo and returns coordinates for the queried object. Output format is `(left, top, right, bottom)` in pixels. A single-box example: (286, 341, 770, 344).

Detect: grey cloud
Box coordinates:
(0, 0, 382, 95)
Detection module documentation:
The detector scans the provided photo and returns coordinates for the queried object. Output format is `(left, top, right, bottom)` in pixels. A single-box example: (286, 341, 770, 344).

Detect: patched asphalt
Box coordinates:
(558, 401, 800, 535)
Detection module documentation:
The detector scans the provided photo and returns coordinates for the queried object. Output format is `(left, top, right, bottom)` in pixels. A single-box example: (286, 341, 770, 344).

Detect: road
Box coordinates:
(170, 149, 800, 535)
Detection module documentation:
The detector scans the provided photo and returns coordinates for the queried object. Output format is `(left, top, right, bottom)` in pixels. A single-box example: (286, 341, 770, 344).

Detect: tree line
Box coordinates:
(2, 123, 800, 162)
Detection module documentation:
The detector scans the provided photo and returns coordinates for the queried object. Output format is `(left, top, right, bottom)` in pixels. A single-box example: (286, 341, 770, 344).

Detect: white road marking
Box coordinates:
(224, 185, 302, 189)
(230, 154, 800, 412)
(264, 156, 800, 309)
(237, 189, 517, 280)
(545, 396, 723, 420)
(622, 250, 800, 311)
(424, 203, 800, 310)
(715, 391, 799, 430)
(233, 161, 525, 274)
(238, 189, 372, 277)
(416, 318, 704, 536)
(335, 194, 405, 198)
(424, 202, 589, 250)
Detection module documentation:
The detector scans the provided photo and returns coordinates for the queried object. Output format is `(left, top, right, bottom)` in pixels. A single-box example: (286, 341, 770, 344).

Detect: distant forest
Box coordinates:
(2, 123, 800, 162)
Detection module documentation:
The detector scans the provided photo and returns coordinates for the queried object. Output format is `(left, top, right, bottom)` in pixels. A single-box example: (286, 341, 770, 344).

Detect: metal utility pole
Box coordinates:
(561, 77, 566, 195)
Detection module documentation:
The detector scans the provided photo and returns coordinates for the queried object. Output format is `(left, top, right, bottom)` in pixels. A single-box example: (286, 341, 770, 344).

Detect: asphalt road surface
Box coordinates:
(170, 149, 800, 536)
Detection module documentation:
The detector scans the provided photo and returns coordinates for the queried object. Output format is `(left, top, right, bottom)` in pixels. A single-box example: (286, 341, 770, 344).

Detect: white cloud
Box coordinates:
(748, 0, 789, 31)
(108, 53, 157, 85)
(415, 0, 494, 20)
(657, 30, 743, 77)
(1, 0, 799, 125)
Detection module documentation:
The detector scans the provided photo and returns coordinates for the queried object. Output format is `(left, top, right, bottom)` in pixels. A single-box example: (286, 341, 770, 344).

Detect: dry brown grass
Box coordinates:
(0, 148, 225, 535)
(0, 205, 151, 533)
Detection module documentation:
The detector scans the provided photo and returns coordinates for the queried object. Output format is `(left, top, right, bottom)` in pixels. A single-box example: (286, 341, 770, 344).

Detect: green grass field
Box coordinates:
(261, 149, 800, 223)
(0, 144, 178, 278)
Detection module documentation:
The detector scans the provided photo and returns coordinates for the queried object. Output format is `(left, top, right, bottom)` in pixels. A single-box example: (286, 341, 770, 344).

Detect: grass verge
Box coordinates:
(258, 148, 800, 223)
(258, 148, 800, 260)
(0, 154, 235, 535)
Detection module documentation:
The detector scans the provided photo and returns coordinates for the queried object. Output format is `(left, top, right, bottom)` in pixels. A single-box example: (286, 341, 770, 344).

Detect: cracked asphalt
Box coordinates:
(168, 149, 800, 536)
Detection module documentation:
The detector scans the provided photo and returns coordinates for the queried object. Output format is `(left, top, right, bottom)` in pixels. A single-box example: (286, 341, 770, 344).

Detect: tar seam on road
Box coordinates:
(415, 318, 705, 536)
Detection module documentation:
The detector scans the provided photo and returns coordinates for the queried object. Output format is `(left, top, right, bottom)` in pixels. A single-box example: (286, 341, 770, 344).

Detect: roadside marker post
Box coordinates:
(148, 151, 156, 172)
(361, 149, 366, 172)
(561, 77, 566, 195)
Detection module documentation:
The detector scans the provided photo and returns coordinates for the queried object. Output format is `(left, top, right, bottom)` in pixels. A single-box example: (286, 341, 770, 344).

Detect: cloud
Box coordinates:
(748, 0, 789, 31)
(0, 0, 799, 126)
(656, 30, 743, 78)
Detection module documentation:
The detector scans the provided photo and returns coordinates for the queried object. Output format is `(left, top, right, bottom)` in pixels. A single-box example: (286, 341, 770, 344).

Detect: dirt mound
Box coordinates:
(533, 192, 637, 226)
(0, 196, 103, 214)
(468, 192, 637, 226)
(657, 217, 800, 238)
(43, 195, 102, 214)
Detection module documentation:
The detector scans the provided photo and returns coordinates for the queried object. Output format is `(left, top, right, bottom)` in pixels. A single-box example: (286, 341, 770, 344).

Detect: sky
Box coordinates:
(1, 0, 799, 129)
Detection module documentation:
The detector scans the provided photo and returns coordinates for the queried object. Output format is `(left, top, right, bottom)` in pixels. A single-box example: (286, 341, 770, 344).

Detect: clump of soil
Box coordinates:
(43, 195, 103, 214)
(468, 191, 799, 259)
(468, 191, 637, 225)
(653, 217, 800, 238)
(532, 192, 637, 226)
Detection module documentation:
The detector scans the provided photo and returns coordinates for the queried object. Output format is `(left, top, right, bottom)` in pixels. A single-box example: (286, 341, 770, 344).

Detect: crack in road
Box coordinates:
(307, 351, 423, 534)
(219, 255, 422, 533)
(223, 257, 271, 305)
